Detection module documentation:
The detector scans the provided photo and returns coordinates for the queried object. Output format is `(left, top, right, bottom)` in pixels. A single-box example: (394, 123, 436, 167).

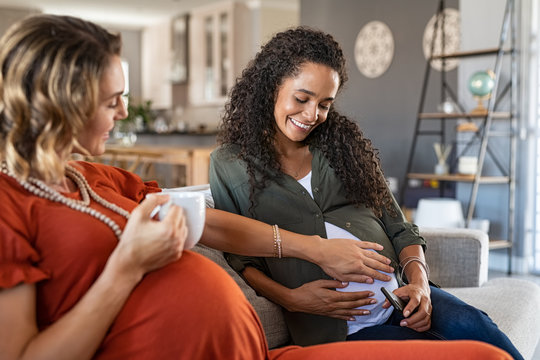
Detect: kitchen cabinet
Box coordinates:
(171, 14, 189, 85)
(140, 0, 298, 110)
(141, 20, 173, 109)
(188, 1, 251, 106)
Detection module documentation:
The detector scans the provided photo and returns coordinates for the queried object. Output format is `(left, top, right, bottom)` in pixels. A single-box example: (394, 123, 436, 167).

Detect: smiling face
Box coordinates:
(273, 62, 340, 147)
(77, 55, 127, 156)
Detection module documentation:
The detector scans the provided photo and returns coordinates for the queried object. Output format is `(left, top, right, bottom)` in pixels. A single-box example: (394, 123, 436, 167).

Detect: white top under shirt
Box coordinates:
(297, 171, 398, 334)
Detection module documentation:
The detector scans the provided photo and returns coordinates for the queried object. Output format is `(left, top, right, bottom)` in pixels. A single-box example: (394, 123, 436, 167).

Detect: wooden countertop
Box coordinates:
(97, 144, 215, 186)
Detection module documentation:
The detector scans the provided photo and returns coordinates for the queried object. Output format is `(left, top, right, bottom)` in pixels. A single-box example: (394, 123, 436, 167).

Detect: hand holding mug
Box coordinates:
(152, 191, 206, 250)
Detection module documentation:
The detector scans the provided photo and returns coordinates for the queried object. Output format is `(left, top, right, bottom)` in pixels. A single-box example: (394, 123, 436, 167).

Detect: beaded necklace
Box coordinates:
(1, 162, 130, 240)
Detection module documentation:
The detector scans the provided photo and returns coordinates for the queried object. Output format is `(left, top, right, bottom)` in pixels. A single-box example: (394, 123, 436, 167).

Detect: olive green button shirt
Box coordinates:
(210, 144, 425, 346)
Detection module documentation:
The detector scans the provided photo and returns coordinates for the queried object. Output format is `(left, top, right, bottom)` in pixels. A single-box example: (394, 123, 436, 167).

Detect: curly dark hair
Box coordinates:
(218, 26, 394, 218)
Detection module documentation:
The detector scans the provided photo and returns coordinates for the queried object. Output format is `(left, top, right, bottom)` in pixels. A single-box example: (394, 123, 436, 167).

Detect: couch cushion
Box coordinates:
(446, 278, 540, 360)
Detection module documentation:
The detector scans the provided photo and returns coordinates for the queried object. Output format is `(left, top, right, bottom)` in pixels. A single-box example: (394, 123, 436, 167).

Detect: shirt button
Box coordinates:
(314, 187, 319, 193)
(315, 213, 321, 218)
(345, 222, 351, 228)
(302, 191, 307, 195)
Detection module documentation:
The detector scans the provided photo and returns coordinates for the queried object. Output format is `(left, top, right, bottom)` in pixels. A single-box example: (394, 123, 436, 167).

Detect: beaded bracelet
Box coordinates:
(399, 256, 430, 280)
(272, 224, 282, 258)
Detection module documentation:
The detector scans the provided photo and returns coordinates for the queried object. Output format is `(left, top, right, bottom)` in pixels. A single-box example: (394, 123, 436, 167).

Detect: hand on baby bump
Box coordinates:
(318, 238, 394, 283)
(287, 279, 377, 321)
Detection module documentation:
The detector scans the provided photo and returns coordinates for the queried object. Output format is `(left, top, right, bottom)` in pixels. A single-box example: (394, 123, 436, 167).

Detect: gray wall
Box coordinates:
(301, 0, 527, 270)
(109, 27, 143, 101)
(300, 0, 459, 187)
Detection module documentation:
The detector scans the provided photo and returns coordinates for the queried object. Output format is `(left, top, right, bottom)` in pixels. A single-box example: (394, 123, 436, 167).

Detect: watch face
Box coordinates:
(423, 8, 461, 72)
(354, 21, 394, 79)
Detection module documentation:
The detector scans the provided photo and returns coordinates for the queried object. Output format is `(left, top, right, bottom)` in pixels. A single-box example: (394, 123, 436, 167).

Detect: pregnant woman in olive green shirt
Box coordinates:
(209, 27, 522, 360)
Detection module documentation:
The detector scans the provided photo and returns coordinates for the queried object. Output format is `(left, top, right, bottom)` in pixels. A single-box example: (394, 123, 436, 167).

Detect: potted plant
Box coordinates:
(121, 95, 153, 132)
(114, 95, 153, 145)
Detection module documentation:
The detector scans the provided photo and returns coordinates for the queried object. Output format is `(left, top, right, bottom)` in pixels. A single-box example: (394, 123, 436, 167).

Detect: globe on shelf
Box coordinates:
(468, 70, 495, 115)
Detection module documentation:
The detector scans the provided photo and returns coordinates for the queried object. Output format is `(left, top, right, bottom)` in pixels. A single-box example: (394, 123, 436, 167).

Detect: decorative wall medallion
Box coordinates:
(422, 8, 461, 72)
(354, 21, 394, 79)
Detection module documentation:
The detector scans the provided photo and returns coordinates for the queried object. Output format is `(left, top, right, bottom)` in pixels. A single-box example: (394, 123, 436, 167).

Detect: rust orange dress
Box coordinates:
(0, 161, 511, 360)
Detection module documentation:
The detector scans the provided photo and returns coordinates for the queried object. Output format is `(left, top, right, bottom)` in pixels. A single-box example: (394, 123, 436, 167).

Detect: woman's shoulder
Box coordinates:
(71, 160, 140, 181)
(0, 170, 39, 207)
(70, 160, 158, 199)
(0, 174, 27, 224)
(210, 144, 248, 171)
(210, 144, 252, 187)
(211, 144, 241, 160)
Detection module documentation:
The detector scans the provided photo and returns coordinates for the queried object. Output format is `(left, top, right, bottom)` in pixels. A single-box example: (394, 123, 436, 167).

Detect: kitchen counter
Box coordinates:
(132, 132, 217, 148)
(96, 144, 215, 187)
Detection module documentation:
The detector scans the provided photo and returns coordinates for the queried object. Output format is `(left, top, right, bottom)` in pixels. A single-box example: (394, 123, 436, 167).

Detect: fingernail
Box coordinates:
(404, 310, 410, 317)
(363, 310, 370, 315)
(400, 320, 407, 326)
(370, 299, 376, 304)
(349, 317, 355, 321)
(389, 267, 394, 272)
(341, 281, 348, 286)
(368, 292, 374, 297)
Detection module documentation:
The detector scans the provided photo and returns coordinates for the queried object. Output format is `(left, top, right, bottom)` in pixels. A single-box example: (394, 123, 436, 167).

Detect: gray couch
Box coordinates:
(170, 186, 540, 359)
(193, 228, 540, 359)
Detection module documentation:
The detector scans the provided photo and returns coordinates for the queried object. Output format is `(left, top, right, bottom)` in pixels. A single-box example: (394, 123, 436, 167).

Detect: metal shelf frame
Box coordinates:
(401, 0, 517, 273)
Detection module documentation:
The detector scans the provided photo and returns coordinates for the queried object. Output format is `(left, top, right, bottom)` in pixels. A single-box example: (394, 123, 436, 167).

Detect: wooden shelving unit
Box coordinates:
(407, 173, 510, 184)
(489, 239, 513, 250)
(401, 0, 517, 269)
(418, 112, 511, 119)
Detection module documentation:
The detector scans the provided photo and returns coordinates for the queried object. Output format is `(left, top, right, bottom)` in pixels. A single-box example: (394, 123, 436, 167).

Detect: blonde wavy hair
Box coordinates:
(0, 15, 121, 183)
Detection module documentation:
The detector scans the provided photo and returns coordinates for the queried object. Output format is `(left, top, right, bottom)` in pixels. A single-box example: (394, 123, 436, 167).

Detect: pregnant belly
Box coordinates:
(336, 273, 399, 334)
(95, 251, 267, 360)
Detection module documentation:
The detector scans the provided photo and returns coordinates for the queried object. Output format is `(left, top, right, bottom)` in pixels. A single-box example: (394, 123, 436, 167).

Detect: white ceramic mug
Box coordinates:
(153, 192, 206, 250)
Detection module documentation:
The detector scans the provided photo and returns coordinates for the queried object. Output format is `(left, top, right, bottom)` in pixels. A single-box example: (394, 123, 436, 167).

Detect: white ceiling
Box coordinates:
(0, 0, 296, 28)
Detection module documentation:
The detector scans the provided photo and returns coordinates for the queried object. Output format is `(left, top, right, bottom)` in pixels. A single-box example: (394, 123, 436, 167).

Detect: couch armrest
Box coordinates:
(420, 227, 489, 288)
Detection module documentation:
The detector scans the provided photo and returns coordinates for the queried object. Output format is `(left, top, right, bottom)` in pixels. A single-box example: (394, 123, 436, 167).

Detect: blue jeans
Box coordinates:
(346, 286, 523, 360)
